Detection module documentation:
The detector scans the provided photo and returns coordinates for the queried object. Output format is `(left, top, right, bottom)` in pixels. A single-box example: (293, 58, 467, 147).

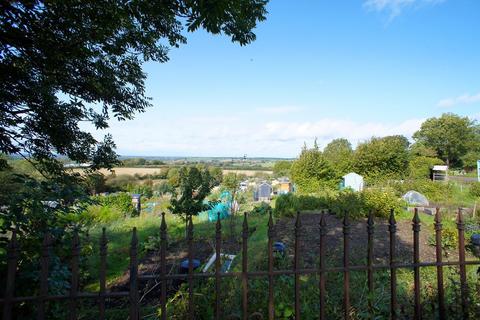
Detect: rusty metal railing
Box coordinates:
(1, 208, 479, 319)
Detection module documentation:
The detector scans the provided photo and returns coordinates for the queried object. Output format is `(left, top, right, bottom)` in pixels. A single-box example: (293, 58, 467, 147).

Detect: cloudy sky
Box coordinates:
(88, 0, 480, 158)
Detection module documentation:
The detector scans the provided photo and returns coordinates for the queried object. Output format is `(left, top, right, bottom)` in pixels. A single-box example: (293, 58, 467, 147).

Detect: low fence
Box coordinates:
(1, 208, 479, 319)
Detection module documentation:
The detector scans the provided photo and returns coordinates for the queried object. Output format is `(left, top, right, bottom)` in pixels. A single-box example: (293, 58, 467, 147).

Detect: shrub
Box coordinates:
(391, 179, 454, 203)
(86, 205, 123, 223)
(274, 189, 403, 220)
(274, 193, 330, 217)
(469, 182, 480, 198)
(428, 226, 458, 251)
(362, 188, 404, 218)
(329, 190, 364, 219)
(94, 192, 135, 216)
(251, 202, 272, 215)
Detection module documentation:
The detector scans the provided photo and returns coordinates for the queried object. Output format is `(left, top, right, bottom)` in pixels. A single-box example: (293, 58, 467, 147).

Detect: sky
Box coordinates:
(89, 0, 480, 158)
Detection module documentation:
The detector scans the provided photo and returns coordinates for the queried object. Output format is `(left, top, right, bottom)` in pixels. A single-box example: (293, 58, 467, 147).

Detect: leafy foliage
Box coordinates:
(94, 192, 135, 217)
(354, 135, 410, 182)
(169, 166, 215, 220)
(0, 0, 268, 170)
(274, 189, 403, 219)
(273, 160, 292, 177)
(413, 113, 480, 167)
(323, 138, 354, 178)
(469, 182, 480, 198)
(290, 142, 335, 193)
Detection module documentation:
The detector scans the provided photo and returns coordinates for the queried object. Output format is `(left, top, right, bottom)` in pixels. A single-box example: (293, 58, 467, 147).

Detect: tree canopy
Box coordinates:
(290, 142, 334, 193)
(169, 166, 214, 219)
(413, 113, 480, 167)
(354, 135, 410, 181)
(323, 138, 353, 178)
(0, 0, 268, 171)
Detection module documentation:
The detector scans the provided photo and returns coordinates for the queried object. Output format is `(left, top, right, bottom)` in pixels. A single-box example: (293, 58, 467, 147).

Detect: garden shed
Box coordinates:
(340, 172, 364, 192)
(431, 165, 448, 181)
(131, 194, 141, 212)
(254, 182, 272, 201)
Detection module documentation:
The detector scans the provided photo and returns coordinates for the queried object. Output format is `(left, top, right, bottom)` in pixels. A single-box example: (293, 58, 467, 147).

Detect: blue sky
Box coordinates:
(91, 0, 480, 158)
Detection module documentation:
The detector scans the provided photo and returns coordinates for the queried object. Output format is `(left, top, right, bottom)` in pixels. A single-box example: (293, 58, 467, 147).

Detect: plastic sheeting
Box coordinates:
(402, 190, 429, 206)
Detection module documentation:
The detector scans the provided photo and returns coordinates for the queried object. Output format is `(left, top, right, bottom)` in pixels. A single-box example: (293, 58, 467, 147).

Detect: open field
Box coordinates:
(92, 167, 273, 177)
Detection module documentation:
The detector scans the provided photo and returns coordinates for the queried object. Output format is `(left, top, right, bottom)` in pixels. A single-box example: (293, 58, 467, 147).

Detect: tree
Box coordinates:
(323, 138, 353, 178)
(273, 160, 292, 177)
(461, 151, 480, 171)
(0, 0, 268, 172)
(208, 167, 224, 186)
(83, 172, 107, 195)
(222, 172, 240, 236)
(413, 113, 479, 167)
(290, 143, 335, 194)
(354, 135, 410, 181)
(169, 166, 214, 224)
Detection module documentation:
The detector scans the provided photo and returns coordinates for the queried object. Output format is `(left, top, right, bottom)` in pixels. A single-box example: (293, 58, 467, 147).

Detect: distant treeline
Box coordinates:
(119, 157, 274, 171)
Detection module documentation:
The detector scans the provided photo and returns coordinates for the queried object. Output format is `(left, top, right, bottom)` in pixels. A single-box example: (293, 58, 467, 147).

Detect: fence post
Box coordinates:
(99, 228, 107, 319)
(187, 215, 194, 320)
(129, 228, 139, 320)
(294, 212, 302, 320)
(2, 228, 19, 320)
(367, 211, 375, 316)
(343, 211, 351, 320)
(457, 209, 468, 317)
(319, 212, 327, 320)
(69, 231, 80, 320)
(160, 212, 167, 320)
(37, 233, 52, 320)
(215, 212, 222, 320)
(267, 211, 274, 320)
(389, 209, 398, 319)
(413, 208, 421, 320)
(242, 212, 249, 320)
(434, 208, 445, 320)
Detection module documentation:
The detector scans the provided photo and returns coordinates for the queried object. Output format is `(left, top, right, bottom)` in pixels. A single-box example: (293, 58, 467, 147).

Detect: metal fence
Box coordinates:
(1, 208, 479, 320)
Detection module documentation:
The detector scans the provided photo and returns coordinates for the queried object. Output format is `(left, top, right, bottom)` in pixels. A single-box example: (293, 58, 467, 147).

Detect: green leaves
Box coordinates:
(290, 145, 335, 194)
(0, 0, 268, 173)
(169, 166, 215, 219)
(413, 113, 480, 167)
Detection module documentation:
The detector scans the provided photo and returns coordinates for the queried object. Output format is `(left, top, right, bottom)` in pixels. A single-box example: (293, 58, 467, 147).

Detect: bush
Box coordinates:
(329, 190, 364, 219)
(362, 188, 404, 218)
(274, 189, 403, 219)
(94, 193, 135, 216)
(391, 179, 454, 203)
(469, 182, 480, 198)
(274, 193, 331, 217)
(251, 202, 272, 215)
(86, 205, 124, 223)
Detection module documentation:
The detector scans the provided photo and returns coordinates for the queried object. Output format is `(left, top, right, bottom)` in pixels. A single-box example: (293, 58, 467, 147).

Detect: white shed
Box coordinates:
(341, 172, 364, 192)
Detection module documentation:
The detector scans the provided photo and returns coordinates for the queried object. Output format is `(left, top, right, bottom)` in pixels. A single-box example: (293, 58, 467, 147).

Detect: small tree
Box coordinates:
(290, 141, 335, 193)
(354, 135, 410, 182)
(273, 160, 292, 177)
(323, 138, 353, 178)
(222, 172, 240, 237)
(169, 166, 214, 233)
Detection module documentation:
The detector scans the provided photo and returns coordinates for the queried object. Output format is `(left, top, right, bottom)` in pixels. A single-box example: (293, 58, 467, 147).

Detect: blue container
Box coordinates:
(273, 242, 286, 254)
(179, 259, 201, 274)
(471, 234, 480, 246)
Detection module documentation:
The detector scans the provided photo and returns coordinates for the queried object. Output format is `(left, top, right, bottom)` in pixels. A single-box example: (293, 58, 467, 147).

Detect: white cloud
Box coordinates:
(87, 114, 424, 158)
(437, 92, 480, 108)
(364, 0, 445, 19)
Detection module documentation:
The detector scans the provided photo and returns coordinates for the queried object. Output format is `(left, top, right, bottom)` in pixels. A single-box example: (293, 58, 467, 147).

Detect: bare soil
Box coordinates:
(273, 212, 460, 268)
